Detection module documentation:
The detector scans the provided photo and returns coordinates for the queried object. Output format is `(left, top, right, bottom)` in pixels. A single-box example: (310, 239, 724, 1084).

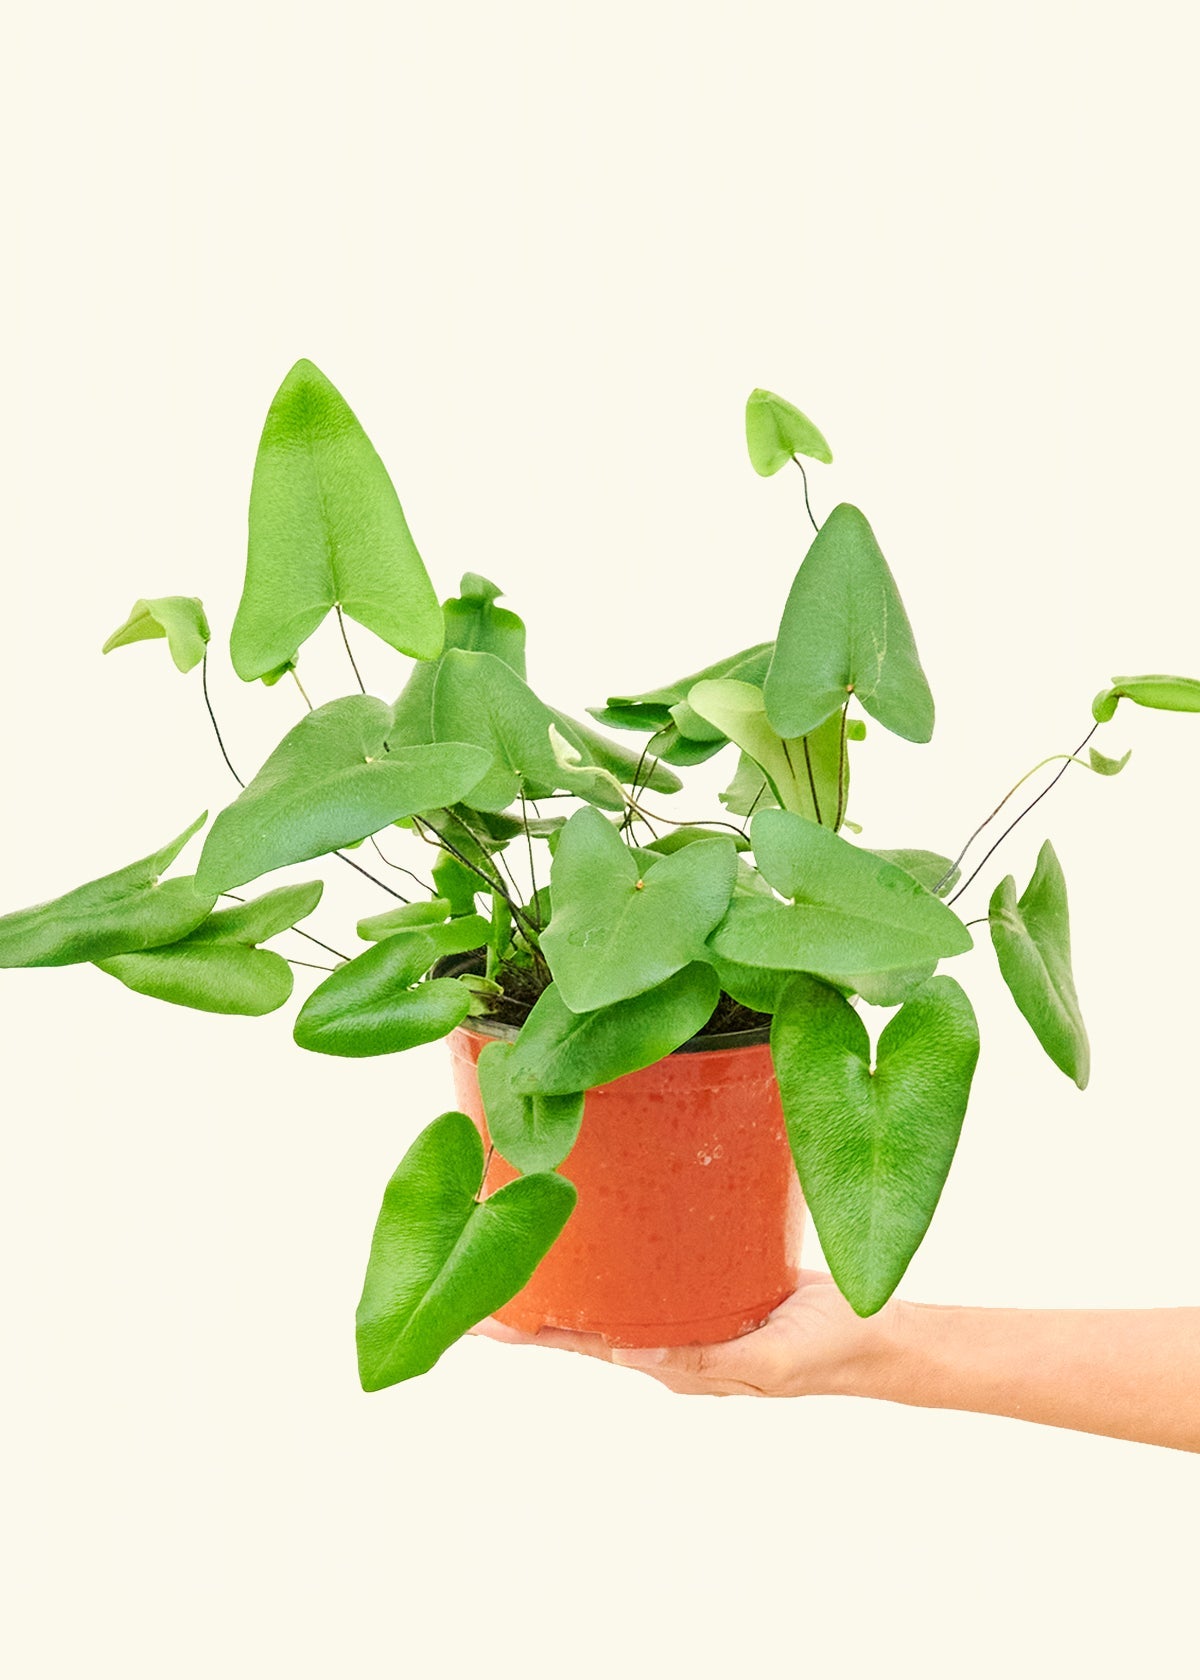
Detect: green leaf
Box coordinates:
(541, 807, 737, 1012)
(358, 899, 453, 941)
(97, 944, 293, 1014)
(102, 596, 210, 674)
(988, 840, 1089, 1089)
(293, 924, 483, 1057)
(442, 574, 527, 677)
(94, 879, 324, 1016)
(771, 973, 980, 1315)
(644, 825, 751, 856)
(745, 389, 833, 474)
(1092, 673, 1200, 723)
(0, 815, 212, 968)
(601, 643, 774, 736)
(195, 696, 492, 894)
(507, 964, 721, 1096)
(548, 709, 682, 796)
(764, 503, 934, 743)
(477, 1041, 585, 1174)
(868, 848, 959, 897)
(1087, 746, 1131, 777)
(431, 850, 484, 917)
(356, 1111, 576, 1388)
(431, 650, 624, 811)
(719, 752, 779, 820)
(705, 953, 788, 1015)
(231, 359, 443, 681)
(709, 809, 972, 975)
(688, 680, 850, 827)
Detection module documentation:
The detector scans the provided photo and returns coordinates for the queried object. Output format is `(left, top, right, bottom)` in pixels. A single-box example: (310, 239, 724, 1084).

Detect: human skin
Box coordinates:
(471, 1272, 1200, 1453)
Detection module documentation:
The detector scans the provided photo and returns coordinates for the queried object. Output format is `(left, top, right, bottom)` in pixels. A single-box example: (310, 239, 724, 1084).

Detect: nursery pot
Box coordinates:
(445, 970, 806, 1348)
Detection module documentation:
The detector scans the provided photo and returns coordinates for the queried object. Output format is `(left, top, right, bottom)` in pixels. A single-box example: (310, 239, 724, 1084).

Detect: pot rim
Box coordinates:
(434, 949, 772, 1053)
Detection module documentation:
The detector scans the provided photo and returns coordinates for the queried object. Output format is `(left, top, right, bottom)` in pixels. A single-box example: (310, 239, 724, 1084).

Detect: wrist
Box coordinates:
(818, 1296, 928, 1401)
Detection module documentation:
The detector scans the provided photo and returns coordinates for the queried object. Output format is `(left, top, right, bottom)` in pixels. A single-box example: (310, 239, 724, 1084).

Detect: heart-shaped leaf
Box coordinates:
(231, 359, 443, 681)
(507, 964, 720, 1096)
(93, 878, 326, 1014)
(195, 696, 492, 894)
(688, 680, 851, 827)
(541, 806, 737, 1012)
(102, 596, 210, 674)
(988, 840, 1089, 1088)
(764, 503, 934, 743)
(771, 973, 980, 1315)
(293, 921, 486, 1057)
(1091, 673, 1200, 723)
(0, 815, 212, 968)
(709, 810, 971, 976)
(745, 388, 833, 474)
(357, 1111, 576, 1388)
(477, 1040, 585, 1174)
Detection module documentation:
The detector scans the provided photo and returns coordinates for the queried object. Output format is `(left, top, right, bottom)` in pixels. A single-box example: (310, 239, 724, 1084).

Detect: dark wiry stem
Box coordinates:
(335, 848, 410, 902)
(947, 724, 1100, 907)
(367, 835, 436, 896)
(335, 605, 367, 695)
(201, 653, 245, 788)
(792, 457, 820, 534)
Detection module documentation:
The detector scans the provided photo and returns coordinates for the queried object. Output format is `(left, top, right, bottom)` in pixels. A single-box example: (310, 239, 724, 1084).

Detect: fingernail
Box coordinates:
(612, 1345, 667, 1365)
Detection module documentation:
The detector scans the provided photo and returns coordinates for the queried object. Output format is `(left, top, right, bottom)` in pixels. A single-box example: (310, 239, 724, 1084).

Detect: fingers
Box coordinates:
(469, 1317, 615, 1360)
(471, 1302, 804, 1395)
(611, 1332, 786, 1396)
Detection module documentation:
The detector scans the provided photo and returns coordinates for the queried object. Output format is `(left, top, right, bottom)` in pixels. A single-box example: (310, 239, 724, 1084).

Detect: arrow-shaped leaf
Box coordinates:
(745, 388, 833, 475)
(988, 840, 1089, 1089)
(0, 815, 212, 967)
(293, 921, 486, 1057)
(541, 806, 737, 1012)
(102, 596, 210, 674)
(195, 696, 492, 894)
(764, 503, 934, 743)
(507, 964, 720, 1097)
(231, 359, 443, 681)
(357, 1111, 576, 1388)
(771, 973, 980, 1315)
(477, 1040, 585, 1174)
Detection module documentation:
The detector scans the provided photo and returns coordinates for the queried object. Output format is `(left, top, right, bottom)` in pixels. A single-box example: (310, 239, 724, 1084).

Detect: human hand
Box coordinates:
(470, 1270, 910, 1397)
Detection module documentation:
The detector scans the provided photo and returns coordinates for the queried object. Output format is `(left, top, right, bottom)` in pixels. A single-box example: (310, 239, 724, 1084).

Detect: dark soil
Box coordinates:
(452, 951, 772, 1042)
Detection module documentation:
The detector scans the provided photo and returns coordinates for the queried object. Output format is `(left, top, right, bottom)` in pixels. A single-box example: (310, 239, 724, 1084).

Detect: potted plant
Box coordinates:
(2, 362, 1196, 1393)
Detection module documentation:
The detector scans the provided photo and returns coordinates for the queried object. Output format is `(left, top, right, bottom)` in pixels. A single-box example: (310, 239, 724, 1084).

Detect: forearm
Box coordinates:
(848, 1303, 1200, 1452)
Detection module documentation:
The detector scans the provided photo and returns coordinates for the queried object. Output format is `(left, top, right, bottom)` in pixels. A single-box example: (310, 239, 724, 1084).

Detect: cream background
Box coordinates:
(4, 3, 1199, 1675)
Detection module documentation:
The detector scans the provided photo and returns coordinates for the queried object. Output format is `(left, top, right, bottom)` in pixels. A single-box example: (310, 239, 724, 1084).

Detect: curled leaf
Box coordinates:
(988, 840, 1089, 1089)
(745, 389, 833, 475)
(102, 596, 210, 674)
(1092, 674, 1200, 723)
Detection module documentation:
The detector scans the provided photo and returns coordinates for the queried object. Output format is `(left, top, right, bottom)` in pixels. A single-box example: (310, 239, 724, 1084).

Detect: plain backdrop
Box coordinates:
(4, 3, 1199, 1675)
